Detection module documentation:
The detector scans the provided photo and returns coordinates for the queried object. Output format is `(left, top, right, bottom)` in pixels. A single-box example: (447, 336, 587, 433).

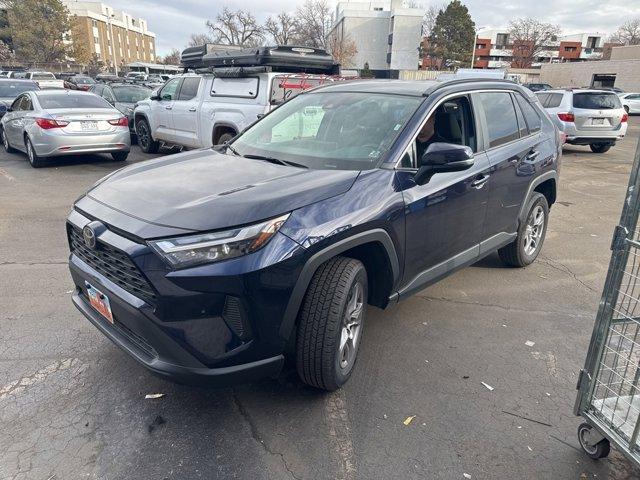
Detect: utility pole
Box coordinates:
(470, 27, 485, 68)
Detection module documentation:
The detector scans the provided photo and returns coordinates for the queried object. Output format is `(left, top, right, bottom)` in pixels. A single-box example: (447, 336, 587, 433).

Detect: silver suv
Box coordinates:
(536, 89, 628, 153)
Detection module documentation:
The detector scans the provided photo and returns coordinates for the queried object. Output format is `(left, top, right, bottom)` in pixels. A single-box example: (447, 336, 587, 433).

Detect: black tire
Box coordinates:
(590, 143, 611, 154)
(216, 132, 235, 146)
(1, 127, 15, 153)
(296, 257, 368, 391)
(577, 423, 610, 460)
(111, 151, 129, 162)
(499, 192, 549, 267)
(25, 137, 46, 168)
(136, 118, 159, 153)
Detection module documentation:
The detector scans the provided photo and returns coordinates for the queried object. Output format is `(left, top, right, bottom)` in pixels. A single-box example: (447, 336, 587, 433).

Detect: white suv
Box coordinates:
(536, 89, 627, 153)
(134, 72, 333, 152)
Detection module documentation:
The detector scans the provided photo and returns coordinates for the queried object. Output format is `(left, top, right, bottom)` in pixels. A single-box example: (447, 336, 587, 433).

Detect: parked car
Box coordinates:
(88, 82, 152, 137)
(65, 75, 97, 91)
(142, 74, 165, 89)
(67, 78, 560, 390)
(0, 70, 26, 78)
(56, 72, 81, 82)
(1, 89, 130, 167)
(124, 72, 145, 83)
(13, 71, 65, 89)
(0, 79, 40, 117)
(523, 83, 552, 92)
(619, 93, 640, 114)
(134, 72, 333, 152)
(536, 89, 627, 153)
(95, 73, 121, 83)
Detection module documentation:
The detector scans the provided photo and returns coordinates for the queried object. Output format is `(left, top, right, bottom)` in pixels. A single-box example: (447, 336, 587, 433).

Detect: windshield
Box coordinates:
(38, 93, 112, 109)
(0, 82, 37, 97)
(232, 91, 422, 170)
(573, 92, 622, 110)
(73, 77, 96, 84)
(112, 85, 151, 103)
(32, 73, 55, 80)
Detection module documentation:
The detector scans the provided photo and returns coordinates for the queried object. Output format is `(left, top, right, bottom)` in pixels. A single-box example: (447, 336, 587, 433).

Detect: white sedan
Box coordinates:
(619, 93, 640, 114)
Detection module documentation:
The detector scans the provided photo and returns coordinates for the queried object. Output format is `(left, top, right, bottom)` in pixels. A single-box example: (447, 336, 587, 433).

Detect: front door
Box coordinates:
(171, 76, 202, 148)
(399, 94, 491, 297)
(149, 77, 181, 143)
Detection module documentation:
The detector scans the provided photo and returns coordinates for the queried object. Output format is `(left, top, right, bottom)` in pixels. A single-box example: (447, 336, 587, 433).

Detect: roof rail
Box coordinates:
(424, 77, 517, 95)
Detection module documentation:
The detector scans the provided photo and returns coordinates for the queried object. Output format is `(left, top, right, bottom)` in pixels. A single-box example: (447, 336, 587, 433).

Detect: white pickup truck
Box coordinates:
(133, 71, 333, 153)
(14, 71, 64, 89)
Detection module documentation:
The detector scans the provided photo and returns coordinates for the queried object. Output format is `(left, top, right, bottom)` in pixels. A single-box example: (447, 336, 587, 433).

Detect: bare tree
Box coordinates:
(295, 0, 332, 49)
(265, 12, 299, 45)
(161, 48, 181, 65)
(421, 4, 443, 38)
(508, 18, 560, 68)
(326, 32, 357, 67)
(206, 8, 264, 47)
(188, 33, 214, 47)
(609, 18, 640, 46)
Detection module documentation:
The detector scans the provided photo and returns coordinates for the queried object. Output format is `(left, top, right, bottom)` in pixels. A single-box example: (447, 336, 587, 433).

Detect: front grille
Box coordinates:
(69, 227, 157, 306)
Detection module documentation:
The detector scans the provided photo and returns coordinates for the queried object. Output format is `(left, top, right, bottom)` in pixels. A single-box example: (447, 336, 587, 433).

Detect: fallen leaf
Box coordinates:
(525, 340, 536, 347)
(463, 474, 472, 479)
(403, 415, 416, 426)
(145, 393, 165, 399)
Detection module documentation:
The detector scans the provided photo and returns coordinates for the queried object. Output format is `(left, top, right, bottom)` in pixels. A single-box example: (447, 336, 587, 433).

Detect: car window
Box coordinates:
(233, 92, 422, 170)
(477, 92, 519, 149)
(10, 95, 25, 111)
(91, 84, 105, 95)
(573, 92, 622, 110)
(0, 82, 38, 97)
(32, 73, 55, 80)
(37, 94, 112, 109)
(512, 94, 528, 137)
(159, 78, 181, 100)
(627, 94, 640, 100)
(112, 86, 150, 103)
(545, 93, 563, 108)
(211, 77, 258, 98)
(177, 77, 200, 100)
(270, 76, 329, 105)
(515, 94, 542, 133)
(102, 88, 115, 103)
(535, 93, 549, 106)
(22, 95, 33, 110)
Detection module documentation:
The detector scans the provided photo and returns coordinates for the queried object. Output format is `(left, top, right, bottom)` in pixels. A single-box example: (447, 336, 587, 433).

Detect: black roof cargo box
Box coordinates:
(181, 45, 339, 74)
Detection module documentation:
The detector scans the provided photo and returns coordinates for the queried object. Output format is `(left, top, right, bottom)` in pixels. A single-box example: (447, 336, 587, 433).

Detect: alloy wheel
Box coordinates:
(2, 130, 7, 150)
(26, 140, 34, 163)
(339, 281, 364, 370)
(523, 205, 545, 256)
(138, 123, 149, 149)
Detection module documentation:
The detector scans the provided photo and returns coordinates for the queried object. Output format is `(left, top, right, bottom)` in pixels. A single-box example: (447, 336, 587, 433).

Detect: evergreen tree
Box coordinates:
(428, 0, 475, 69)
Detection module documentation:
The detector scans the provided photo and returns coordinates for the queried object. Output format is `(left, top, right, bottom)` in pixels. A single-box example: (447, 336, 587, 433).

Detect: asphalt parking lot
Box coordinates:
(2, 122, 640, 480)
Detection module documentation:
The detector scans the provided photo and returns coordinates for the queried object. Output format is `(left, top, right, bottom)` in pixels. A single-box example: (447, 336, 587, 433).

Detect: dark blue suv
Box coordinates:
(67, 79, 560, 391)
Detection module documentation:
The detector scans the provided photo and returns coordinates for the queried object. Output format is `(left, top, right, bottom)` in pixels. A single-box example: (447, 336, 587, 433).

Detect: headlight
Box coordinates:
(149, 213, 290, 268)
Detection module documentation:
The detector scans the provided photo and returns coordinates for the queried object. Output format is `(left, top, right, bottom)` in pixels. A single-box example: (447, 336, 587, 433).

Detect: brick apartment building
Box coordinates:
(422, 29, 620, 70)
(62, 1, 156, 70)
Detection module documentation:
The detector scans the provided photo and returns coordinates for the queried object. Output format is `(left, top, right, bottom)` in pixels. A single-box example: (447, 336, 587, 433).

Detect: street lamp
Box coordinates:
(470, 26, 485, 68)
(107, 13, 119, 76)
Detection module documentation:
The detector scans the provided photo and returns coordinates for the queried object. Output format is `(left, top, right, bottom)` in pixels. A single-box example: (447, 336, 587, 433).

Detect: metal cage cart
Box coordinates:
(575, 136, 640, 464)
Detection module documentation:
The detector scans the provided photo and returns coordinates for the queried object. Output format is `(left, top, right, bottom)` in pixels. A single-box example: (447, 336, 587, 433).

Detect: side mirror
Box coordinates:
(149, 90, 160, 101)
(414, 142, 474, 185)
(6, 106, 12, 112)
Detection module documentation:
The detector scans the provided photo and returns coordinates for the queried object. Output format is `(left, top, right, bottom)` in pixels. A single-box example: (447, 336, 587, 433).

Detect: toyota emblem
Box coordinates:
(82, 224, 97, 249)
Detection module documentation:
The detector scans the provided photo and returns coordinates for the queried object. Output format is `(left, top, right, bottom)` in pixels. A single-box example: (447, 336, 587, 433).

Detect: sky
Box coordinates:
(103, 0, 640, 56)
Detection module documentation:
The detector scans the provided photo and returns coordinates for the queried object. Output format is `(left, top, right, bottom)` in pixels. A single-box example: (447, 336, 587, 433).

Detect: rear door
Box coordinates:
(149, 77, 181, 142)
(170, 76, 202, 147)
(5, 94, 29, 145)
(474, 90, 544, 237)
(572, 91, 625, 132)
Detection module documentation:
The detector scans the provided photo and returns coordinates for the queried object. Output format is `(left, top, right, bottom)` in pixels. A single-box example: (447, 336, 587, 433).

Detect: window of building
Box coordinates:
(94, 36, 99, 44)
(496, 33, 509, 46)
(92, 20, 98, 28)
(564, 46, 577, 52)
(373, 7, 383, 10)
(476, 92, 519, 148)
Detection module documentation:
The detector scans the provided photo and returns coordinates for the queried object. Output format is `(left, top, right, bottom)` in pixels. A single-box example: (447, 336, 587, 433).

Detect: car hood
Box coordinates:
(86, 150, 360, 233)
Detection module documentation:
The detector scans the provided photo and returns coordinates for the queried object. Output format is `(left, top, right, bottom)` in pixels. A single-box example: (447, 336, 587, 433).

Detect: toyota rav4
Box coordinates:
(67, 79, 560, 391)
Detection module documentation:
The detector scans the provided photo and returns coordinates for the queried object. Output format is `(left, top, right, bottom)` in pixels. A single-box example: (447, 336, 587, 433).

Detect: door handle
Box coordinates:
(165, 105, 172, 110)
(526, 150, 540, 161)
(188, 107, 197, 112)
(471, 174, 490, 189)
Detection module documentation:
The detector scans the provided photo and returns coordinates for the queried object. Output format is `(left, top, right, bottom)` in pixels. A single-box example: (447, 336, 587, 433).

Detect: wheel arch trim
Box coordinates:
(278, 229, 400, 340)
(518, 171, 558, 224)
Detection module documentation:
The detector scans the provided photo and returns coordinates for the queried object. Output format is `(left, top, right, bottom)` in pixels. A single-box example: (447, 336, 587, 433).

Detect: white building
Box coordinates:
(328, 0, 423, 75)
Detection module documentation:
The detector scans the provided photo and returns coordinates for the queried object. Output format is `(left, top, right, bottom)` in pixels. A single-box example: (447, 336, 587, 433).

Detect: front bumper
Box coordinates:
(66, 206, 305, 386)
(32, 128, 131, 157)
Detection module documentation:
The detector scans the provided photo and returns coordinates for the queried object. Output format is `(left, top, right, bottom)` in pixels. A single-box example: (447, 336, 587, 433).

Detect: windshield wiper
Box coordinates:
(224, 143, 241, 156)
(243, 154, 308, 169)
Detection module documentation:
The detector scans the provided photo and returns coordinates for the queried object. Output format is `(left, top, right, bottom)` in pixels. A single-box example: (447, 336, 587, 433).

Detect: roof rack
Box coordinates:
(181, 45, 339, 75)
(424, 77, 516, 95)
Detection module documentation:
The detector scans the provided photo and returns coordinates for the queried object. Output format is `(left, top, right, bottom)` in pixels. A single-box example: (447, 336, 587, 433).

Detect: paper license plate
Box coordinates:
(81, 121, 98, 131)
(85, 281, 114, 323)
